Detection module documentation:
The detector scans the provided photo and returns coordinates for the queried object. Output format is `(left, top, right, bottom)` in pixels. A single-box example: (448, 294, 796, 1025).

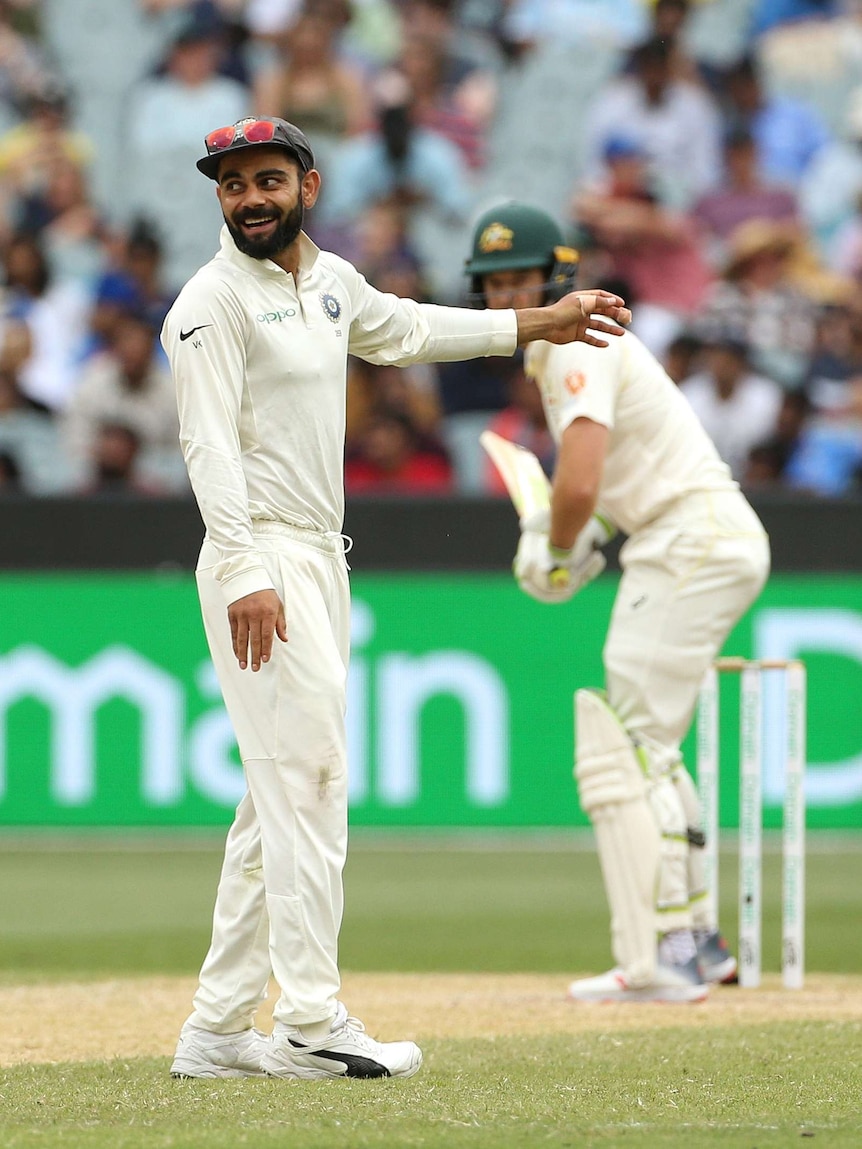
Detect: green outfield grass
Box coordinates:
(0, 833, 859, 978)
(0, 834, 860, 1148)
(2, 1022, 862, 1149)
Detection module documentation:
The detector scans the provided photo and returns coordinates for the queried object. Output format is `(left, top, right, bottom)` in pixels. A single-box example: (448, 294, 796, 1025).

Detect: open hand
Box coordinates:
(228, 589, 287, 671)
(544, 290, 632, 347)
(515, 289, 632, 348)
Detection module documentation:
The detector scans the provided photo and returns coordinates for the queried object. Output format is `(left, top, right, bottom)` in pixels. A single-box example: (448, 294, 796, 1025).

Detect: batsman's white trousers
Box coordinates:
(604, 490, 770, 932)
(189, 523, 351, 1032)
(605, 490, 770, 757)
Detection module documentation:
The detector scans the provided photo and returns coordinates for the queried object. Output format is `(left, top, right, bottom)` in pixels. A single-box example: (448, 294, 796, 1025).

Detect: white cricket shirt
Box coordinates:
(162, 227, 517, 603)
(525, 329, 738, 537)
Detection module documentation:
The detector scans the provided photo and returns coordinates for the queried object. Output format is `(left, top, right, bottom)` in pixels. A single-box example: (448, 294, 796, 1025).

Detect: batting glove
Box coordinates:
(514, 510, 615, 605)
(514, 532, 606, 604)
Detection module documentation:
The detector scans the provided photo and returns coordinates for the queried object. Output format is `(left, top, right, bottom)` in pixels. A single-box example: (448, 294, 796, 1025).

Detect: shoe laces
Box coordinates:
(331, 1003, 379, 1049)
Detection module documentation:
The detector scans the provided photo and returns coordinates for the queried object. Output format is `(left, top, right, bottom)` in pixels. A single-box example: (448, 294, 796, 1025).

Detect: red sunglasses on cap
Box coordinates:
(205, 119, 279, 152)
(196, 117, 314, 180)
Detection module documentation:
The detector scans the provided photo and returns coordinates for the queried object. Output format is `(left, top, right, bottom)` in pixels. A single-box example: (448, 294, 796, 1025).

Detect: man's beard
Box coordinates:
(226, 199, 304, 260)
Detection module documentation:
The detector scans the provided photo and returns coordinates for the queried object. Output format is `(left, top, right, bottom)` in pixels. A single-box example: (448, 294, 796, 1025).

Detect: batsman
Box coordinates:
(466, 202, 771, 1001)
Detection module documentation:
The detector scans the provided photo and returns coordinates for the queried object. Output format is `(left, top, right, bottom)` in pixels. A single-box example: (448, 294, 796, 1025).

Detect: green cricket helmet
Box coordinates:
(464, 201, 579, 306)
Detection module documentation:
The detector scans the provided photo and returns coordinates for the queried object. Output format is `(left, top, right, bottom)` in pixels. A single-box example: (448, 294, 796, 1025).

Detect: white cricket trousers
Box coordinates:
(605, 490, 770, 755)
(189, 522, 351, 1032)
(604, 490, 770, 932)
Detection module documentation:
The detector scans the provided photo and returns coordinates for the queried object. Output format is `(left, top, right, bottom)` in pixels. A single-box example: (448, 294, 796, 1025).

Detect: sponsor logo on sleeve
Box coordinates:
(564, 369, 587, 396)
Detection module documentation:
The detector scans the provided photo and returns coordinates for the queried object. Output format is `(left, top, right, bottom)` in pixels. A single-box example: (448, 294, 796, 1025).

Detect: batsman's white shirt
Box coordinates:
(161, 228, 517, 1032)
(163, 227, 517, 604)
(525, 329, 738, 535)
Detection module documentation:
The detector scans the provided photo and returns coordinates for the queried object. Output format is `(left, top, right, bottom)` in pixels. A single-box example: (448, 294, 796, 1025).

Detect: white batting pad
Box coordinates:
(574, 690, 660, 985)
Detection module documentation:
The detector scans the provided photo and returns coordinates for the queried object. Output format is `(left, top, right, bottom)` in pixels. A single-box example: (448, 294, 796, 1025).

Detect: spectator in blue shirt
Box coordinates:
(722, 54, 830, 188)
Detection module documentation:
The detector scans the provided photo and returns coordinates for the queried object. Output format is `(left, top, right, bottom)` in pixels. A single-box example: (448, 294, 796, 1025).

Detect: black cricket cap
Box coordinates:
(196, 117, 315, 181)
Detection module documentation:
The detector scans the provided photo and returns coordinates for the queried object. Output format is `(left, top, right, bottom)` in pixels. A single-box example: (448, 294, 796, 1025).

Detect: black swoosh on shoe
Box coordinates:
(288, 1041, 390, 1078)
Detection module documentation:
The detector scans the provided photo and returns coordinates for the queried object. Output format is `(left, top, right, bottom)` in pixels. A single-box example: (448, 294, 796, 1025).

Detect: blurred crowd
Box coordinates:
(1, 0, 862, 499)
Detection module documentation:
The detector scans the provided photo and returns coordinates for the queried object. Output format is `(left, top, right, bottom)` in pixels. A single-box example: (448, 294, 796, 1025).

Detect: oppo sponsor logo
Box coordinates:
(256, 309, 296, 323)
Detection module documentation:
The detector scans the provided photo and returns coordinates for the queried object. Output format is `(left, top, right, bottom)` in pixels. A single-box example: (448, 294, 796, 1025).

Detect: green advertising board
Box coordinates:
(0, 573, 860, 829)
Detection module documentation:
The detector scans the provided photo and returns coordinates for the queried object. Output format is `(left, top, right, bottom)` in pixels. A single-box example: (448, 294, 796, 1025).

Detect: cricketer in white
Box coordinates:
(161, 116, 631, 1081)
(464, 201, 771, 1004)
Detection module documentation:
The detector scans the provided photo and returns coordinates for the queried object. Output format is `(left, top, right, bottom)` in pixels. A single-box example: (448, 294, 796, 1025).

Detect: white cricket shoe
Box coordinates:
(170, 1020, 269, 1078)
(567, 956, 709, 1004)
(262, 1001, 423, 1080)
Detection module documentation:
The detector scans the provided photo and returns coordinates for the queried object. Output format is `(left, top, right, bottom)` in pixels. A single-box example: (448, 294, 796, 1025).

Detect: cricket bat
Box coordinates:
(479, 430, 550, 521)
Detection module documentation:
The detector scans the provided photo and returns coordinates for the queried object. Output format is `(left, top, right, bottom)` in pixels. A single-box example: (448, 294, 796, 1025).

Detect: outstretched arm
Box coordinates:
(516, 290, 631, 348)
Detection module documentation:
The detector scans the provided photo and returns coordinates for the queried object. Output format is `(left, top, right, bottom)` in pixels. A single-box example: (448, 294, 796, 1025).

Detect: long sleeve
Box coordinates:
(162, 279, 275, 605)
(344, 265, 518, 365)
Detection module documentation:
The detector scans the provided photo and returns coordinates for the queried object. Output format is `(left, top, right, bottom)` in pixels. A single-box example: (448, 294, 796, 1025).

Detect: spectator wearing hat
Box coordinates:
(582, 36, 723, 210)
(124, 8, 249, 289)
(693, 218, 818, 389)
(679, 334, 784, 480)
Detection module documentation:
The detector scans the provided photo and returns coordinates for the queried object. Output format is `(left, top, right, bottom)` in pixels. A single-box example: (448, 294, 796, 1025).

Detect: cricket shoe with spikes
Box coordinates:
(262, 1001, 423, 1080)
(567, 956, 708, 1004)
(696, 929, 738, 984)
(170, 1020, 269, 1078)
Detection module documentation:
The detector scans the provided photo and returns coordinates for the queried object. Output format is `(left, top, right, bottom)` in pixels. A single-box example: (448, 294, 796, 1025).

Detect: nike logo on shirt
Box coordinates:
(179, 325, 213, 341)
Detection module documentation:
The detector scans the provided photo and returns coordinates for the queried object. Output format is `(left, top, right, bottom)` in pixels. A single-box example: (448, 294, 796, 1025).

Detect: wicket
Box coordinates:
(696, 657, 807, 990)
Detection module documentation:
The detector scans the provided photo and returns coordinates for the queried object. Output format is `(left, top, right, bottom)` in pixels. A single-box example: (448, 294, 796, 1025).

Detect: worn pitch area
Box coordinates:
(1, 973, 860, 1067)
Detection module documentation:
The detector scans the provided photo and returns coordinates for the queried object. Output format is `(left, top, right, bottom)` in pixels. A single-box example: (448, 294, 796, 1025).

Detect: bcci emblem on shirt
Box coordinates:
(320, 292, 342, 323)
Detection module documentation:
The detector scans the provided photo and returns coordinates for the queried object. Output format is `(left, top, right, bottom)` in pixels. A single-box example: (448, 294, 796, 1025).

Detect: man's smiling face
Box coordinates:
(216, 146, 312, 260)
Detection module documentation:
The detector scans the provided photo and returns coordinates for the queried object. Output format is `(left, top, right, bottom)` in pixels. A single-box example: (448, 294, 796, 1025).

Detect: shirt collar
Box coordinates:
(218, 226, 320, 279)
